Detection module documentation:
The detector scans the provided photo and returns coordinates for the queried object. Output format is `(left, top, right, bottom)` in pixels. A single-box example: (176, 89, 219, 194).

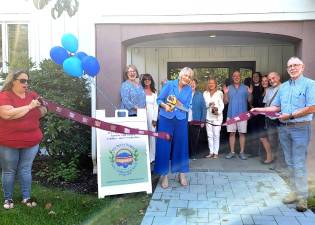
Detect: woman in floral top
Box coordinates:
(120, 65, 146, 116)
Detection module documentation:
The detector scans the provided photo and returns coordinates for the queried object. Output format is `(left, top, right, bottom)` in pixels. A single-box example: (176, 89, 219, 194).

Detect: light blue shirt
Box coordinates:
(120, 80, 146, 116)
(227, 84, 248, 118)
(157, 79, 192, 120)
(272, 75, 315, 122)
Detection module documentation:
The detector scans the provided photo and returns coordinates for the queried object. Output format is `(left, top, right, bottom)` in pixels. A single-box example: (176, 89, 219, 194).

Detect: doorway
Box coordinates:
(168, 61, 255, 90)
(167, 61, 256, 158)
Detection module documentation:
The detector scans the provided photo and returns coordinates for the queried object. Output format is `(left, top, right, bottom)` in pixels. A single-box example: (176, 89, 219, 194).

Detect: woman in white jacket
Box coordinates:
(203, 78, 224, 159)
(141, 74, 158, 163)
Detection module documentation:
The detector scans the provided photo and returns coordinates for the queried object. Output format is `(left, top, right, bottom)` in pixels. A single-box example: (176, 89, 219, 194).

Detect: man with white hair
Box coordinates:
(251, 57, 315, 212)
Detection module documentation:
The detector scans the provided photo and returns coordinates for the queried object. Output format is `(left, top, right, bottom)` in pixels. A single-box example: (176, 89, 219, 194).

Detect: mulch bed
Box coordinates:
(32, 157, 160, 195)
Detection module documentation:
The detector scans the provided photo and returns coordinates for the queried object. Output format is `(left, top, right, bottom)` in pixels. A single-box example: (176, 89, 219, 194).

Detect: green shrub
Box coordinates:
(31, 59, 91, 181)
(36, 155, 80, 182)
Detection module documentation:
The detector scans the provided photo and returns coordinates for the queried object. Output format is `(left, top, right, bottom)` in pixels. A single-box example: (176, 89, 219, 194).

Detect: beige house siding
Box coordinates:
(128, 45, 294, 90)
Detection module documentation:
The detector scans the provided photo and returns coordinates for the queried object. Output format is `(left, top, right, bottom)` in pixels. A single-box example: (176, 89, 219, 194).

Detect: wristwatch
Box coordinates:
(289, 113, 295, 120)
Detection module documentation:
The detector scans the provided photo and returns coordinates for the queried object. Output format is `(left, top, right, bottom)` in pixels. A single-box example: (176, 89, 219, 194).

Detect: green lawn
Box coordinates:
(0, 182, 151, 225)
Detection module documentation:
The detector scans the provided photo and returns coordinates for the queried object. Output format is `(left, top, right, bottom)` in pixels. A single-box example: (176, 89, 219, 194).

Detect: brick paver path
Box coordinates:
(141, 171, 315, 225)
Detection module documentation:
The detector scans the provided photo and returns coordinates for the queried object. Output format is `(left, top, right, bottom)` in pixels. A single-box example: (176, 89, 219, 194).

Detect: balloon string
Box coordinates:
(84, 76, 118, 110)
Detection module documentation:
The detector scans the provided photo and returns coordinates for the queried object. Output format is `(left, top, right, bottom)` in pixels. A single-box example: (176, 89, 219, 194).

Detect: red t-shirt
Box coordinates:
(0, 90, 43, 148)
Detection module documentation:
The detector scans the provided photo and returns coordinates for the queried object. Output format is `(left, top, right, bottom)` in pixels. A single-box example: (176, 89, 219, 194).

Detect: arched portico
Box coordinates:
(95, 20, 315, 185)
(95, 21, 315, 114)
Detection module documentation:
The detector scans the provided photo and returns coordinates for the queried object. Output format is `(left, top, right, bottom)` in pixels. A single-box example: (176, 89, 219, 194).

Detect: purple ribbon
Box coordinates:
(40, 98, 171, 141)
(190, 111, 280, 126)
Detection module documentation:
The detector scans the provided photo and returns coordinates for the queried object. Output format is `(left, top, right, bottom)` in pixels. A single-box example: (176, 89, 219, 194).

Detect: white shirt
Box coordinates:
(203, 90, 224, 125)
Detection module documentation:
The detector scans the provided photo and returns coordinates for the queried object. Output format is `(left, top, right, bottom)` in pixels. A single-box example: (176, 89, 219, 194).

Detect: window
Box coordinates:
(0, 23, 29, 73)
(8, 24, 29, 68)
(169, 67, 229, 91)
(240, 68, 253, 83)
(168, 61, 255, 91)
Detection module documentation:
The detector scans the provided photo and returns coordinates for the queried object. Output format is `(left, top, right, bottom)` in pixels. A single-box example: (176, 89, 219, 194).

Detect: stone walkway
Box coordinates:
(141, 171, 315, 225)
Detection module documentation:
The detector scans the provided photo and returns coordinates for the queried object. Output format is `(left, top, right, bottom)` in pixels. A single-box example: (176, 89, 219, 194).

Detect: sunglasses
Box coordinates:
(15, 79, 30, 84)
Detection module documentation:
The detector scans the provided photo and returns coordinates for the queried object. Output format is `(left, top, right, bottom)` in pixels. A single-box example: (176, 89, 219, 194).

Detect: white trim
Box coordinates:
(1, 24, 6, 72)
(0, 14, 31, 22)
(94, 12, 315, 24)
(89, 21, 97, 174)
(129, 44, 295, 48)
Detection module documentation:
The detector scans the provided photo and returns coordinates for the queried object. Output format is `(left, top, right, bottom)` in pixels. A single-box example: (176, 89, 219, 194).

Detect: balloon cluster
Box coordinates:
(50, 34, 100, 77)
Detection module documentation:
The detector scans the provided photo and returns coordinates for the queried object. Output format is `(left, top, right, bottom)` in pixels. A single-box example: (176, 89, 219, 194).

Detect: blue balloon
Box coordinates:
(82, 56, 100, 77)
(63, 56, 83, 77)
(50, 46, 69, 65)
(76, 51, 88, 60)
(61, 33, 78, 53)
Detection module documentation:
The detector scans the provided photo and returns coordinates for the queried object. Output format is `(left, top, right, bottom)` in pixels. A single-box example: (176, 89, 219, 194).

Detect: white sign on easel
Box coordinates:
(96, 109, 152, 198)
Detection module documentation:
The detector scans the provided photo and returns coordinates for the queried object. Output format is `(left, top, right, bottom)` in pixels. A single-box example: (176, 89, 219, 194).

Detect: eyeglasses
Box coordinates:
(15, 79, 30, 84)
(128, 70, 136, 73)
(287, 64, 302, 69)
(143, 78, 151, 81)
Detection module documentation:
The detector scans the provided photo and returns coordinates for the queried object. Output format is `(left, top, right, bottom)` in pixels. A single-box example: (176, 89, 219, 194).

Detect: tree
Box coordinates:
(32, 0, 79, 19)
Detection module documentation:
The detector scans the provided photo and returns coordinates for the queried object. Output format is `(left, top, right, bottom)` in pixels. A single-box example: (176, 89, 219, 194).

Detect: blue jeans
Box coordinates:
(0, 145, 39, 200)
(278, 124, 311, 198)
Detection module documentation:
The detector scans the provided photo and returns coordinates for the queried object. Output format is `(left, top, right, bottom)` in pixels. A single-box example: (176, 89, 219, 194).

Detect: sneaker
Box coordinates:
(239, 153, 248, 160)
(3, 199, 14, 209)
(282, 192, 297, 204)
(296, 198, 308, 212)
(21, 198, 37, 207)
(225, 152, 236, 159)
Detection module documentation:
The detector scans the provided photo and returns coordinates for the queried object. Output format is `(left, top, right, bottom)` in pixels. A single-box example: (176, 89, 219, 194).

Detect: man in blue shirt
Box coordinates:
(251, 57, 315, 212)
(223, 70, 253, 160)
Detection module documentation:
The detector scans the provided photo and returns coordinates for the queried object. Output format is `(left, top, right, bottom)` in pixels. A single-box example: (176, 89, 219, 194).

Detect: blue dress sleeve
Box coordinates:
(157, 81, 171, 106)
(181, 87, 192, 109)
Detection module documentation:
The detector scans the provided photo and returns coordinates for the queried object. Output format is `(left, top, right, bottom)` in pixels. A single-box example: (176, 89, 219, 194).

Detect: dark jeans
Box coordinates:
(188, 124, 201, 158)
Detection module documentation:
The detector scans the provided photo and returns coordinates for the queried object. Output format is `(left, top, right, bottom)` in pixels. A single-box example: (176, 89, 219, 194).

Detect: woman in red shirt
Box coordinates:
(0, 70, 46, 209)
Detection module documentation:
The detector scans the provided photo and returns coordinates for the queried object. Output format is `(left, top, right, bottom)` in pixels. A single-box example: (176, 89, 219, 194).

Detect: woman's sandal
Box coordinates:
(178, 173, 188, 186)
(160, 176, 169, 189)
(3, 199, 14, 209)
(204, 154, 213, 159)
(21, 198, 37, 207)
(263, 159, 273, 164)
(213, 154, 219, 159)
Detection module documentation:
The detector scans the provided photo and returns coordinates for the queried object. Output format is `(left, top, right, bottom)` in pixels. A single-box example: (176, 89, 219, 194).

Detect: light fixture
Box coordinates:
(208, 34, 216, 38)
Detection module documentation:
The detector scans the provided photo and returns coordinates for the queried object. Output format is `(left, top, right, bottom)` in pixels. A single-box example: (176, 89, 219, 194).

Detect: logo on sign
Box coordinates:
(109, 143, 139, 176)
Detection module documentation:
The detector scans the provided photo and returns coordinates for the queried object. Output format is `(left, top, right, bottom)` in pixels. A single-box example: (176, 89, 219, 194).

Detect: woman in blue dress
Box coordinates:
(120, 65, 146, 116)
(154, 67, 193, 188)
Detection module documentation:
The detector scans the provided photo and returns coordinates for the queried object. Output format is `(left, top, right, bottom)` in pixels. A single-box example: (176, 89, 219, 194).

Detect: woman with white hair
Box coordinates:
(154, 67, 193, 188)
